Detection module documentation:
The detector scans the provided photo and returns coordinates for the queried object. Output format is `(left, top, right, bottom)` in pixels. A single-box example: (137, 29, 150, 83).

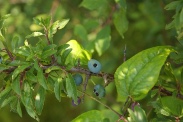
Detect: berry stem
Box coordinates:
(81, 73, 90, 100)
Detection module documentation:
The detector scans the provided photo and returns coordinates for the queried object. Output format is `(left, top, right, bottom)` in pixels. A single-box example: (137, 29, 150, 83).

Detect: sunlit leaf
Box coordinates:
(128, 106, 148, 122)
(26, 32, 44, 38)
(66, 40, 91, 65)
(115, 46, 174, 101)
(71, 110, 103, 122)
(49, 19, 69, 37)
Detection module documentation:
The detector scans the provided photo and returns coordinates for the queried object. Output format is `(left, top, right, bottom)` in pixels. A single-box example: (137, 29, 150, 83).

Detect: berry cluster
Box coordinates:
(72, 59, 106, 105)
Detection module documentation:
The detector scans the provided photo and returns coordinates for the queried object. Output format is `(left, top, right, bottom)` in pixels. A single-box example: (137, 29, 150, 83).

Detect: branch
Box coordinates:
(2, 62, 183, 100)
(4, 48, 14, 61)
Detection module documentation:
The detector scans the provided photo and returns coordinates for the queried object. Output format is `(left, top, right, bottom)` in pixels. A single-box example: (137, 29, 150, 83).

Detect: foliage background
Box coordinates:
(0, 0, 177, 121)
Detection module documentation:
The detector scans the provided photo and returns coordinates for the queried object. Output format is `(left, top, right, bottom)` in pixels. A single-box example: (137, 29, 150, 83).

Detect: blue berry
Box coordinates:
(88, 59, 101, 73)
(73, 74, 83, 86)
(72, 97, 81, 106)
(93, 84, 105, 98)
(0, 56, 2, 63)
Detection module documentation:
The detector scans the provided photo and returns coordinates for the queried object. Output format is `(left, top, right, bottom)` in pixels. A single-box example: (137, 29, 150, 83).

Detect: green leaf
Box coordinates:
(33, 17, 42, 26)
(164, 62, 177, 82)
(0, 14, 11, 20)
(33, 15, 51, 29)
(41, 45, 57, 59)
(26, 32, 44, 38)
(26, 70, 37, 82)
(114, 8, 128, 39)
(66, 40, 91, 65)
(34, 60, 48, 89)
(54, 77, 63, 102)
(11, 76, 21, 96)
(41, 16, 51, 29)
(0, 32, 6, 47)
(37, 69, 48, 89)
(34, 60, 40, 71)
(35, 86, 46, 115)
(10, 98, 22, 117)
(115, 0, 127, 9)
(71, 110, 103, 122)
(0, 14, 10, 29)
(22, 98, 39, 121)
(12, 64, 30, 80)
(11, 35, 20, 51)
(45, 66, 61, 74)
(15, 46, 31, 57)
(1, 96, 16, 108)
(17, 100, 22, 117)
(0, 64, 11, 71)
(9, 60, 29, 66)
(57, 44, 70, 54)
(74, 24, 88, 41)
(49, 19, 69, 37)
(180, 8, 183, 25)
(61, 48, 72, 65)
(101, 109, 119, 122)
(0, 86, 12, 105)
(21, 82, 39, 121)
(114, 46, 174, 101)
(161, 96, 183, 117)
(0, 86, 11, 98)
(127, 106, 148, 122)
(80, 0, 107, 10)
(95, 26, 111, 56)
(165, 20, 175, 30)
(164, 1, 181, 10)
(66, 74, 77, 103)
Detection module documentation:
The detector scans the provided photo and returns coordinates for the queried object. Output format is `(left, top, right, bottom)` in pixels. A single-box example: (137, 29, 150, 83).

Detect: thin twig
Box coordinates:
(5, 48, 14, 61)
(123, 44, 126, 62)
(81, 73, 90, 100)
(77, 89, 128, 122)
